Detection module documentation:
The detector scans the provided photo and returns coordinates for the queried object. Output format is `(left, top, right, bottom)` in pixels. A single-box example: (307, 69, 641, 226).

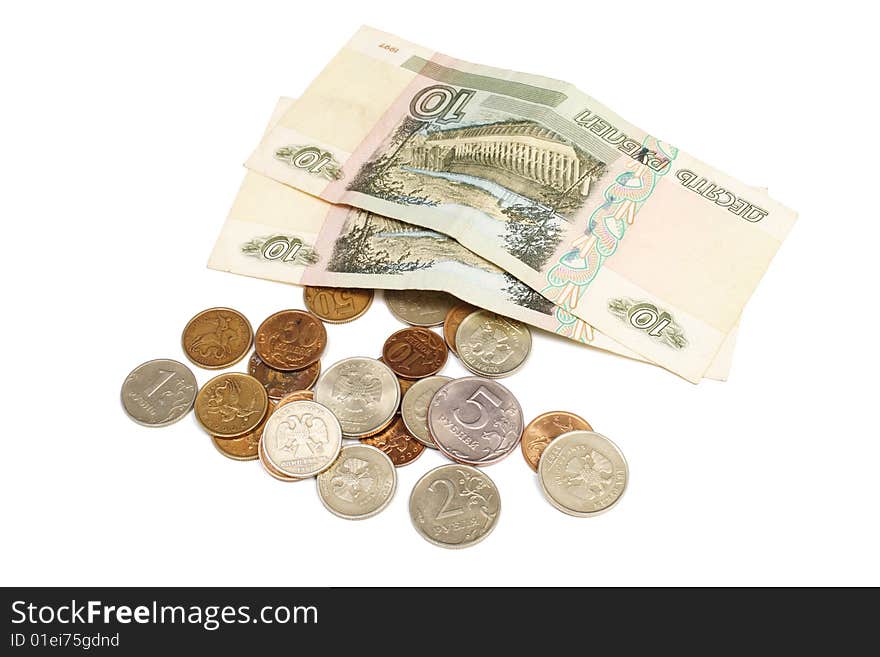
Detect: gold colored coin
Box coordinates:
(360, 416, 425, 466)
(181, 307, 252, 369)
(194, 373, 268, 438)
(254, 309, 327, 371)
(211, 402, 276, 461)
(248, 352, 321, 400)
(303, 286, 374, 323)
(521, 411, 593, 471)
(274, 389, 315, 409)
(443, 302, 477, 355)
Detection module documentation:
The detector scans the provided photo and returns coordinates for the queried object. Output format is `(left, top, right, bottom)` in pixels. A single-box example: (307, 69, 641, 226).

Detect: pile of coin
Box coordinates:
(120, 286, 628, 548)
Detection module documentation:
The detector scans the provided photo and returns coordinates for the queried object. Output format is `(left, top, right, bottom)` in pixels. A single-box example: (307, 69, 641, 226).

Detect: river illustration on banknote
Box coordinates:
(334, 111, 608, 273)
(320, 208, 556, 315)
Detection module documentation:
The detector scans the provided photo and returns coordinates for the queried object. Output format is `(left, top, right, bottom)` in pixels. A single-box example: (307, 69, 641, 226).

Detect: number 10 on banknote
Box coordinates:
(246, 26, 797, 382)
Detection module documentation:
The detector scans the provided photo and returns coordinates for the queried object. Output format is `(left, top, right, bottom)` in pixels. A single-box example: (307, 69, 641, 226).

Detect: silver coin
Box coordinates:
(538, 431, 628, 517)
(261, 400, 342, 478)
(316, 444, 396, 520)
(455, 310, 531, 378)
(384, 289, 457, 327)
(313, 357, 400, 438)
(409, 464, 501, 549)
(120, 359, 197, 427)
(401, 376, 452, 449)
(427, 377, 523, 466)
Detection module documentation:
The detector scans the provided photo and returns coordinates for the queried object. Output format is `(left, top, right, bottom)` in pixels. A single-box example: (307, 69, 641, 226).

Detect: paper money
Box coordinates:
(212, 98, 736, 380)
(246, 27, 795, 382)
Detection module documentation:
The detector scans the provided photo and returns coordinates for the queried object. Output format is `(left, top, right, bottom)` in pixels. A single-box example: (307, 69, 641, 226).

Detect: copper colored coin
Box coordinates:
(194, 373, 269, 438)
(211, 402, 276, 461)
(248, 352, 320, 400)
(258, 434, 303, 482)
(303, 286, 374, 323)
(521, 411, 593, 472)
(254, 309, 327, 371)
(360, 416, 425, 467)
(181, 307, 252, 369)
(443, 302, 477, 356)
(382, 327, 448, 379)
(275, 389, 315, 408)
(377, 357, 414, 408)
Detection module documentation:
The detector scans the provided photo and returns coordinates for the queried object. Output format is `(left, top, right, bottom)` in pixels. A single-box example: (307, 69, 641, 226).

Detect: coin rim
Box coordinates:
(316, 444, 397, 520)
(443, 303, 476, 355)
(210, 401, 276, 461)
(303, 286, 374, 324)
(521, 410, 593, 472)
(314, 357, 401, 438)
(454, 310, 532, 378)
(537, 430, 628, 517)
(384, 290, 455, 327)
(120, 358, 197, 427)
(254, 309, 327, 371)
(258, 435, 304, 482)
(181, 307, 253, 369)
(408, 464, 501, 549)
(262, 399, 343, 478)
(381, 327, 449, 380)
(401, 375, 452, 449)
(427, 376, 524, 466)
(194, 372, 269, 438)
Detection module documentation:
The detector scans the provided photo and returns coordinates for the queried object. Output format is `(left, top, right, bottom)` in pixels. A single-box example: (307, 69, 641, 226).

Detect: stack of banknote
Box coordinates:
(209, 26, 797, 383)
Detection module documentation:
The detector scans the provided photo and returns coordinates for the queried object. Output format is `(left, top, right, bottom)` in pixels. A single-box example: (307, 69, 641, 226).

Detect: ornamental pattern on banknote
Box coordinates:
(542, 137, 679, 345)
(240, 234, 319, 265)
(348, 108, 607, 272)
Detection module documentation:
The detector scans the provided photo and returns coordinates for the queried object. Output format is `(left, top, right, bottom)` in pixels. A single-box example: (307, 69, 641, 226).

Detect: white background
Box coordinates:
(1, 1, 877, 587)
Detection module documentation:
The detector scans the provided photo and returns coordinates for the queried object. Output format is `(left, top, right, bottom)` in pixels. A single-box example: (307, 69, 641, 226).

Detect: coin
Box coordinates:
(181, 307, 252, 369)
(377, 357, 414, 406)
(455, 310, 531, 378)
(261, 400, 343, 478)
(248, 352, 320, 400)
(259, 434, 302, 482)
(275, 389, 315, 408)
(538, 431, 628, 517)
(360, 416, 425, 466)
(194, 373, 269, 438)
(401, 375, 452, 449)
(521, 411, 593, 472)
(316, 444, 396, 519)
(385, 289, 457, 327)
(409, 464, 501, 549)
(211, 401, 276, 461)
(443, 302, 477, 355)
(254, 309, 327, 371)
(120, 359, 197, 427)
(303, 286, 373, 323)
(427, 377, 523, 466)
(381, 327, 448, 379)
(314, 357, 400, 438)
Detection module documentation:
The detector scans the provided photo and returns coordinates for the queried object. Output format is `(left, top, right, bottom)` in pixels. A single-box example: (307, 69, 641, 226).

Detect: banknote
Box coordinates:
(246, 27, 795, 382)
(213, 98, 736, 381)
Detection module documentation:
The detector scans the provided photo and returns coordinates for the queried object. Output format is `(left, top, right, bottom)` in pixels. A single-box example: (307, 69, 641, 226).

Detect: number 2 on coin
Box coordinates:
(428, 479, 463, 520)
